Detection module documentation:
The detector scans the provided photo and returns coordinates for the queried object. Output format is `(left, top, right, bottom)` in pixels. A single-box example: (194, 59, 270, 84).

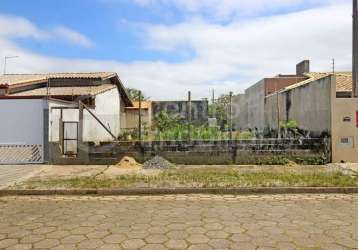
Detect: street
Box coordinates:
(0, 194, 357, 249)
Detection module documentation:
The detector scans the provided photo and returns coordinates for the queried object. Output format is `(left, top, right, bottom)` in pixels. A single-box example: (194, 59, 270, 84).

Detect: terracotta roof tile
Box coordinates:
(282, 72, 352, 92)
(125, 101, 151, 110)
(0, 72, 116, 86)
(10, 84, 116, 97)
(335, 73, 352, 92)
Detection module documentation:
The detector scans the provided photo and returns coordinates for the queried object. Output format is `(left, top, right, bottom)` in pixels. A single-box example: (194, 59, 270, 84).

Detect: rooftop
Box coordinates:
(125, 101, 151, 110)
(0, 72, 116, 86)
(10, 84, 116, 97)
(282, 72, 352, 92)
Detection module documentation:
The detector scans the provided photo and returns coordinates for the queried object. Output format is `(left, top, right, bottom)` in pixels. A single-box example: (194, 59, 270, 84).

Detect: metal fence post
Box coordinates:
(188, 91, 192, 141)
(229, 91, 233, 140)
(138, 91, 142, 142)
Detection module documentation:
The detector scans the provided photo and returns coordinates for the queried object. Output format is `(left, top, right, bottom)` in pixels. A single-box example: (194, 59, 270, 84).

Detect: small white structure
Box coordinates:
(0, 73, 133, 163)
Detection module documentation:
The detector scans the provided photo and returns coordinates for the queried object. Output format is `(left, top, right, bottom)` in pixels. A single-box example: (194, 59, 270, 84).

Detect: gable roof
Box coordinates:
(282, 72, 352, 93)
(0, 72, 133, 107)
(10, 84, 116, 97)
(0, 72, 116, 86)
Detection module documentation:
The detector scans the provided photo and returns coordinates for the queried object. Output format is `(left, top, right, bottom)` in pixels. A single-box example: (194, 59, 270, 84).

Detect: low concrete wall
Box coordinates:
(50, 139, 328, 165)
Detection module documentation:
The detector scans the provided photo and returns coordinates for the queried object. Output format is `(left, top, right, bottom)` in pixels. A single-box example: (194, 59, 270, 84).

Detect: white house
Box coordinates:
(0, 72, 133, 164)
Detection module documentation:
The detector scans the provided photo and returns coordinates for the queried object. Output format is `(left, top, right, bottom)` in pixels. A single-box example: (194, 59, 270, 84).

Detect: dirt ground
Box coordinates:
(27, 164, 339, 181)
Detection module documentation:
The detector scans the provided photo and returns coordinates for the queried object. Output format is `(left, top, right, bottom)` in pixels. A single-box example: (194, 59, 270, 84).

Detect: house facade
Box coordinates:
(0, 72, 132, 164)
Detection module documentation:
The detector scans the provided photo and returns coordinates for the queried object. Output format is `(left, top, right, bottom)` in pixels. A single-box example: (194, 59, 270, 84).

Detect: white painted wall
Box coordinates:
(83, 88, 121, 142)
(49, 87, 121, 143)
(0, 99, 45, 145)
(49, 101, 78, 142)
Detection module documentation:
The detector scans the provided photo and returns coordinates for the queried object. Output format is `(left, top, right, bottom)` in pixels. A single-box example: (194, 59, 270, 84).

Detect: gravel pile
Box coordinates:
(143, 156, 174, 169)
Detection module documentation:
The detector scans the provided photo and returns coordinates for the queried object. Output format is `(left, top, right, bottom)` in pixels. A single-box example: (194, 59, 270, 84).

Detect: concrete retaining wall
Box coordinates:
(50, 139, 328, 165)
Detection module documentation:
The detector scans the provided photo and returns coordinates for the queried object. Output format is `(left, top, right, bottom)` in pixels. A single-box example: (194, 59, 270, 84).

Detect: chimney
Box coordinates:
(296, 60, 310, 76)
(353, 0, 358, 97)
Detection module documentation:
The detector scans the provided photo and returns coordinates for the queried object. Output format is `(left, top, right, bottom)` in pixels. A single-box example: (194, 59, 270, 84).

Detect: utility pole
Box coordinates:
(188, 91, 192, 141)
(3, 56, 19, 75)
(353, 0, 358, 97)
(332, 59, 335, 73)
(276, 79, 281, 139)
(229, 91, 233, 140)
(211, 89, 215, 119)
(212, 89, 215, 104)
(138, 91, 142, 142)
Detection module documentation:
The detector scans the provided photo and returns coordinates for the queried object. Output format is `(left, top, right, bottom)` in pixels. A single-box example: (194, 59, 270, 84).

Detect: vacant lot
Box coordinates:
(11, 165, 358, 189)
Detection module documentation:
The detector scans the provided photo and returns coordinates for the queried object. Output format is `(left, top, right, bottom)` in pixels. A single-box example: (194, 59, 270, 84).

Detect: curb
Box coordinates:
(1, 187, 358, 196)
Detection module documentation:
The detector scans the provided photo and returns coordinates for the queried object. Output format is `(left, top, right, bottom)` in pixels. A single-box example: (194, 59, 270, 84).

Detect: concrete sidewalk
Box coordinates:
(0, 165, 43, 189)
(330, 163, 358, 175)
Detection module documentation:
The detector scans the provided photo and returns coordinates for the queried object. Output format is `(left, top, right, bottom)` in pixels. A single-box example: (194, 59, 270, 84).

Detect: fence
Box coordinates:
(49, 138, 329, 165)
(0, 144, 43, 164)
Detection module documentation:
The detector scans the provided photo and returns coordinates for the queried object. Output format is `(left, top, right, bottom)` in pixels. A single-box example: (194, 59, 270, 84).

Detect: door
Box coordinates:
(62, 121, 78, 156)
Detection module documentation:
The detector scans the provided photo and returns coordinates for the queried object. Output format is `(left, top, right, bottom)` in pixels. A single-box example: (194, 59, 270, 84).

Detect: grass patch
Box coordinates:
(15, 167, 358, 189)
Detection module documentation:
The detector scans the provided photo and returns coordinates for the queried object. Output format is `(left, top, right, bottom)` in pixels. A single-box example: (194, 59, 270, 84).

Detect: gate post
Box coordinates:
(78, 101, 84, 143)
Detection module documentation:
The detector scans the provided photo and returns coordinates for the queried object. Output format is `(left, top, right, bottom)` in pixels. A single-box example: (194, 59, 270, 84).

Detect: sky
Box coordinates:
(0, 0, 352, 100)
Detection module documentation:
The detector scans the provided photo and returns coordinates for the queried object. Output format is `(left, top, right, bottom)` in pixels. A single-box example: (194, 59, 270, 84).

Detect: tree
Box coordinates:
(154, 111, 181, 132)
(126, 88, 148, 101)
(208, 94, 230, 129)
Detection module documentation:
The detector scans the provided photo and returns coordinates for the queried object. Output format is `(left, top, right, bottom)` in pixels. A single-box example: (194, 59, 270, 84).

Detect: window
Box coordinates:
(343, 116, 351, 122)
(340, 137, 354, 148)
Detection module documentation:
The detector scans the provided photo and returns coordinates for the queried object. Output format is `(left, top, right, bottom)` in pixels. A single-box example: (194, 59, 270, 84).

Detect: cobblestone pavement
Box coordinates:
(0, 165, 42, 189)
(0, 194, 358, 249)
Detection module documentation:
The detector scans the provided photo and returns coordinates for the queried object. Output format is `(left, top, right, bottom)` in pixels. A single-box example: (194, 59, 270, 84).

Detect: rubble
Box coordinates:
(116, 156, 142, 169)
(143, 156, 174, 169)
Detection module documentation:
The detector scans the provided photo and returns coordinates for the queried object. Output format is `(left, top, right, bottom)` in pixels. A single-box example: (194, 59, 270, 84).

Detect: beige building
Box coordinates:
(124, 101, 152, 130)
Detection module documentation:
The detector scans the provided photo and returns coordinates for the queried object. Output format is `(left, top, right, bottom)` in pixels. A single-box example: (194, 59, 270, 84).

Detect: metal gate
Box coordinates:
(62, 122, 78, 156)
(0, 144, 43, 164)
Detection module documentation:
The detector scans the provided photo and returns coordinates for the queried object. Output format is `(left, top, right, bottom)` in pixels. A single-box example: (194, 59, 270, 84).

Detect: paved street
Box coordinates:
(0, 165, 42, 189)
(0, 195, 358, 250)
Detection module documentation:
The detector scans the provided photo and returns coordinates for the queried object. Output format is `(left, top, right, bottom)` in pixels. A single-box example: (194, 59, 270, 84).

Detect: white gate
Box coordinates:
(0, 144, 43, 164)
(0, 99, 45, 164)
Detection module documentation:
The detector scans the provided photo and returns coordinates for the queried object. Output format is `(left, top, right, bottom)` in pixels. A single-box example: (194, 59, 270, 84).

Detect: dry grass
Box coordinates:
(14, 167, 358, 189)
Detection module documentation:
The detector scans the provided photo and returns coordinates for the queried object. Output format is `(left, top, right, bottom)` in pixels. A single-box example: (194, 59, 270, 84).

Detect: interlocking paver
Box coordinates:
(86, 230, 110, 239)
(19, 235, 44, 244)
(0, 239, 18, 249)
(46, 230, 70, 239)
(103, 234, 126, 244)
(60, 235, 86, 244)
(97, 244, 122, 250)
(145, 234, 168, 244)
(187, 234, 210, 244)
(188, 244, 213, 250)
(77, 239, 104, 249)
(1, 194, 358, 249)
(142, 243, 167, 250)
(33, 239, 60, 248)
(208, 238, 231, 248)
(121, 239, 146, 249)
(165, 239, 188, 249)
(206, 230, 229, 239)
(166, 230, 189, 240)
(5, 244, 32, 250)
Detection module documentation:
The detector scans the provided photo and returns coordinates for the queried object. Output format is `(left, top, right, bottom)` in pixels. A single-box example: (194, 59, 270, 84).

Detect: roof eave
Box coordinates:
(110, 74, 133, 107)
